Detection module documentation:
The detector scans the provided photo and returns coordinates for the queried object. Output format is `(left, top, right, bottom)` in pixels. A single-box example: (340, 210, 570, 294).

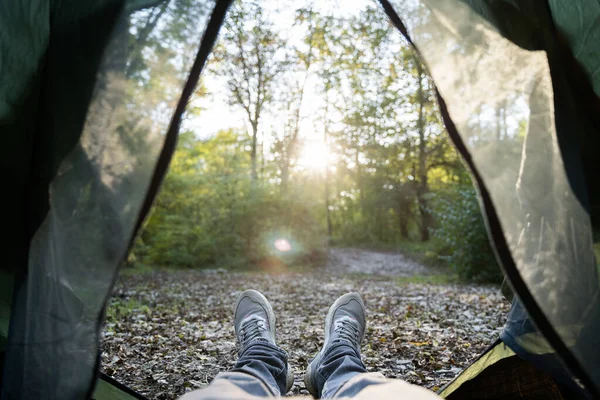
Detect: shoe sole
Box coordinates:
(304, 292, 366, 398)
(234, 290, 294, 393)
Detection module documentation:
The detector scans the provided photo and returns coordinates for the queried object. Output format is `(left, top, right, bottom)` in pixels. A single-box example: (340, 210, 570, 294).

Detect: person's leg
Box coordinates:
(304, 292, 441, 400)
(308, 340, 368, 398)
(304, 293, 369, 398)
(180, 290, 293, 399)
(331, 372, 441, 399)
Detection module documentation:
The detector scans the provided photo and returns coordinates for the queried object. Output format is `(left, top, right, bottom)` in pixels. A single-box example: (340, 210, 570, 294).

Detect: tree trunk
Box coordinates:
(398, 208, 409, 239)
(377, 207, 384, 241)
(260, 131, 266, 183)
(324, 95, 332, 239)
(280, 158, 289, 195)
(415, 58, 432, 242)
(326, 177, 332, 238)
(418, 191, 432, 241)
(356, 148, 365, 217)
(280, 80, 309, 195)
(250, 120, 258, 181)
(495, 106, 502, 141)
(126, 1, 169, 77)
(495, 100, 507, 141)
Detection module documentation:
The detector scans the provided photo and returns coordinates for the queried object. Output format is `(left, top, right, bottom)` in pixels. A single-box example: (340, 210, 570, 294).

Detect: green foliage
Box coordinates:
(432, 186, 503, 283)
(105, 298, 150, 323)
(131, 130, 327, 269)
(395, 239, 447, 267)
(128, 2, 506, 285)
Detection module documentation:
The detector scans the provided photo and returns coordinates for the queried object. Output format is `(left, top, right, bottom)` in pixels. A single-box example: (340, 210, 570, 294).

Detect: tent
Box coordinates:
(1, 0, 599, 399)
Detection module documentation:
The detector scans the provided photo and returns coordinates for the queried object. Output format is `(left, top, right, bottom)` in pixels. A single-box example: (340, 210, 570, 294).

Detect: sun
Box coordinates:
(297, 140, 330, 170)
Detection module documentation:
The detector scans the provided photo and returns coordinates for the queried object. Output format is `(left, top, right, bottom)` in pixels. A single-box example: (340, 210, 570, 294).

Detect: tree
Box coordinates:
(211, 0, 288, 181)
(275, 7, 320, 195)
(322, 76, 334, 238)
(315, 6, 461, 243)
(131, 1, 495, 282)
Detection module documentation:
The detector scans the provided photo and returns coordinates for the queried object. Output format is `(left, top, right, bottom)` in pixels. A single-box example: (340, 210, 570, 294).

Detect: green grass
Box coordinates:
(594, 242, 600, 267)
(105, 298, 151, 323)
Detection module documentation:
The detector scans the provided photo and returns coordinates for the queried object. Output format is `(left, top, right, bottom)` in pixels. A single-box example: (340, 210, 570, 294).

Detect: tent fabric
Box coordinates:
(444, 353, 570, 399)
(1, 0, 599, 399)
(500, 300, 585, 393)
(461, 0, 600, 238)
(439, 341, 515, 398)
(92, 373, 148, 400)
(548, 0, 600, 99)
(0, 271, 13, 352)
(383, 0, 600, 396)
(1, 0, 128, 393)
(92, 381, 140, 400)
(546, 0, 600, 239)
(0, 0, 224, 398)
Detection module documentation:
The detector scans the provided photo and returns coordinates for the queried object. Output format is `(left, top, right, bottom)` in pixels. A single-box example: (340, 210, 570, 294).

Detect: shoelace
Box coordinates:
(333, 317, 360, 345)
(239, 315, 268, 343)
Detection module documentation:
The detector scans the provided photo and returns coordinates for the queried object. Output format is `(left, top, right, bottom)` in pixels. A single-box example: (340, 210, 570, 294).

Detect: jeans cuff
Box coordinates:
(239, 338, 288, 358)
(323, 339, 360, 358)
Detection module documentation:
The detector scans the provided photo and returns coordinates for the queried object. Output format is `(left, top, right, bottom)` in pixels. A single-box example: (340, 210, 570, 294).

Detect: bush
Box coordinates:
(129, 130, 328, 270)
(136, 190, 327, 269)
(432, 186, 503, 283)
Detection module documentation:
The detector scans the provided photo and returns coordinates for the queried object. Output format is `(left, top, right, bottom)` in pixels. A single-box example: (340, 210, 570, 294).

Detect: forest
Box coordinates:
(127, 0, 506, 282)
(99, 1, 558, 397)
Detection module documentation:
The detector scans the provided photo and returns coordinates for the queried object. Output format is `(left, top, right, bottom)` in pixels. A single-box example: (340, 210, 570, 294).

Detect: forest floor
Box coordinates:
(101, 248, 508, 399)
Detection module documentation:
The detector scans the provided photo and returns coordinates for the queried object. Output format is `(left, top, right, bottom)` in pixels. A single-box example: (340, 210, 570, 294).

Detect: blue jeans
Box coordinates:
(312, 339, 368, 398)
(211, 338, 366, 398)
(230, 339, 292, 396)
(179, 340, 441, 399)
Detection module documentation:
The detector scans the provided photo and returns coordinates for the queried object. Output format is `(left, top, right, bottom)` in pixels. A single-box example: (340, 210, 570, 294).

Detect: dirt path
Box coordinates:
(326, 248, 430, 276)
(102, 249, 507, 399)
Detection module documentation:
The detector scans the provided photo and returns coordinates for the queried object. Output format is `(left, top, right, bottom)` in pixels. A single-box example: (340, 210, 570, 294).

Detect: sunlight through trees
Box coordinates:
(132, 0, 503, 282)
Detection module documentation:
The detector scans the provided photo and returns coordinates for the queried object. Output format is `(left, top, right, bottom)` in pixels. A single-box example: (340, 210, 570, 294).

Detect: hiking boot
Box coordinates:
(233, 289, 294, 393)
(304, 292, 367, 397)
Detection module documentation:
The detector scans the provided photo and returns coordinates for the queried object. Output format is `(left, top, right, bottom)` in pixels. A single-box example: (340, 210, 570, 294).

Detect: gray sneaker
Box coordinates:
(304, 292, 366, 397)
(233, 290, 294, 393)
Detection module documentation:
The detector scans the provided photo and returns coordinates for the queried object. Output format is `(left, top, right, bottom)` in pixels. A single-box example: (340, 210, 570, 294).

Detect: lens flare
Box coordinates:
(274, 238, 292, 252)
